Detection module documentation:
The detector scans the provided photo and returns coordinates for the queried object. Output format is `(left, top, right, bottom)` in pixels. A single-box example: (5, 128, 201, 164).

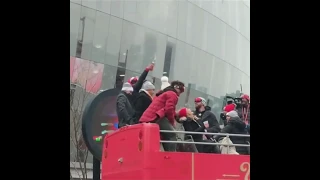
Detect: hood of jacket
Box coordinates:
(228, 116, 246, 129)
(139, 89, 153, 100)
(155, 86, 177, 97)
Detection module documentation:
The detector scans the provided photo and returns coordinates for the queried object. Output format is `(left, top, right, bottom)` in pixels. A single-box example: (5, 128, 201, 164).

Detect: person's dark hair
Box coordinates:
(170, 80, 185, 93)
(170, 80, 185, 88)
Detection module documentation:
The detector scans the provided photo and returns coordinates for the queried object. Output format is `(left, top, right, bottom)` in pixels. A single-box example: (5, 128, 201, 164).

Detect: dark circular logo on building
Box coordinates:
(82, 88, 120, 160)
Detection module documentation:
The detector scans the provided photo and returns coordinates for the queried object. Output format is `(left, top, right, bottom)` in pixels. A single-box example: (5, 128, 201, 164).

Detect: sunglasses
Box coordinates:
(175, 85, 184, 93)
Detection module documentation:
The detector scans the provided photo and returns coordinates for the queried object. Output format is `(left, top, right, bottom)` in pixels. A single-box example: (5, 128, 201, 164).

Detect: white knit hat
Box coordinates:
(141, 81, 155, 91)
(226, 110, 238, 118)
(121, 82, 133, 92)
(160, 76, 170, 90)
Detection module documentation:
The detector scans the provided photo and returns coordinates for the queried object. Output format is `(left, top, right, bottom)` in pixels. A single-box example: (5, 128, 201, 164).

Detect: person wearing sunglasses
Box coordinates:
(194, 97, 221, 138)
(139, 80, 185, 151)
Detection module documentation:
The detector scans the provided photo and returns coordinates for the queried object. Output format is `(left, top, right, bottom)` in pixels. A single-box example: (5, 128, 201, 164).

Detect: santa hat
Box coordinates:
(194, 97, 207, 106)
(224, 104, 236, 112)
(178, 108, 187, 117)
(161, 76, 170, 90)
(128, 77, 138, 85)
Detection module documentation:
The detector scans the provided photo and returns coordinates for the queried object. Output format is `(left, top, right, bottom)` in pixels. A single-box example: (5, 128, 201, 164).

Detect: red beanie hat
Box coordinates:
(224, 104, 236, 112)
(179, 108, 188, 117)
(241, 94, 250, 102)
(128, 77, 138, 85)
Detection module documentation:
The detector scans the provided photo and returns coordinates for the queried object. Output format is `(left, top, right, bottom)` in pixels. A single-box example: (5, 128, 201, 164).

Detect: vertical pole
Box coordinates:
(93, 156, 101, 180)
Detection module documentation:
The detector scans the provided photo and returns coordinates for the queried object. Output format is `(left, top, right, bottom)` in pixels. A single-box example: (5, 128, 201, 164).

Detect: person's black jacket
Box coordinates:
(213, 116, 249, 155)
(178, 117, 204, 142)
(194, 106, 221, 134)
(132, 90, 152, 124)
(116, 91, 134, 128)
(129, 69, 149, 107)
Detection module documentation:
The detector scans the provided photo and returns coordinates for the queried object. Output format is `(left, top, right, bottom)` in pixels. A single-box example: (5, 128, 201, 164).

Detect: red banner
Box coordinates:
(70, 56, 104, 93)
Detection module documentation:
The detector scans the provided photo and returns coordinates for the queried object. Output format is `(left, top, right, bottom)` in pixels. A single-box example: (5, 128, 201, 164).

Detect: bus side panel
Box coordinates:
(143, 152, 193, 180)
(194, 154, 250, 180)
(102, 123, 161, 180)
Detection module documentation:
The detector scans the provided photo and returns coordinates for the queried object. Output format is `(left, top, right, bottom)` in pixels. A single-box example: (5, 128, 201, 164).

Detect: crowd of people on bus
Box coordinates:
(116, 63, 250, 155)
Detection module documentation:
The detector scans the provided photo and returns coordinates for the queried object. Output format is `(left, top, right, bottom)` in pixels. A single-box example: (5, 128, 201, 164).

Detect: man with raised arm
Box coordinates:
(127, 63, 154, 106)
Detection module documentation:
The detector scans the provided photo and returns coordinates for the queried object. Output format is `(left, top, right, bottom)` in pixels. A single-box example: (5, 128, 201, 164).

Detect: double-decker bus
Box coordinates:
(101, 123, 250, 180)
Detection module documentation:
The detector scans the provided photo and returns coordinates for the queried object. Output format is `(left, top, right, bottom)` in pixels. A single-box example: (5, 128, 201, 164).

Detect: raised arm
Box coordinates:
(133, 63, 154, 92)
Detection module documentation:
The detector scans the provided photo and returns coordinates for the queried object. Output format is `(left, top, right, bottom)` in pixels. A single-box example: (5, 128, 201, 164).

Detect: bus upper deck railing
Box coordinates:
(160, 130, 250, 137)
(159, 130, 250, 148)
(105, 127, 250, 150)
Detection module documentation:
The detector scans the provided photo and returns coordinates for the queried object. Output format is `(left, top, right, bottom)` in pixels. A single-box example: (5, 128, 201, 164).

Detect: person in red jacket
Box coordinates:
(139, 80, 185, 151)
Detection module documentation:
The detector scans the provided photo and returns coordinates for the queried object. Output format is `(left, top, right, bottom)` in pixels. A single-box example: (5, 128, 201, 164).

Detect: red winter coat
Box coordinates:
(139, 88, 178, 125)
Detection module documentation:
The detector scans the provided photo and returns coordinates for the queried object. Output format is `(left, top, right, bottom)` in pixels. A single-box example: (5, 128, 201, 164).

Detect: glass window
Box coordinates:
(70, 0, 81, 4)
(143, 1, 178, 38)
(238, 2, 246, 37)
(110, 0, 124, 18)
(177, 89, 188, 109)
(162, 0, 178, 38)
(244, 5, 250, 40)
(202, 0, 213, 16)
(193, 6, 204, 49)
(241, 74, 250, 95)
(101, 64, 118, 90)
(225, 26, 238, 67)
(220, 0, 230, 25)
(227, 65, 243, 95)
(120, 21, 167, 79)
(188, 48, 200, 84)
(79, 6, 96, 60)
(244, 0, 250, 8)
(185, 2, 196, 45)
(123, 1, 138, 24)
(120, 21, 145, 73)
(235, 32, 242, 70)
(194, 51, 212, 93)
(163, 37, 176, 78)
(177, 0, 187, 42)
(202, 12, 209, 52)
(105, 16, 123, 67)
(171, 40, 192, 84)
(96, 0, 111, 14)
(70, 3, 81, 57)
(239, 36, 250, 76)
(91, 12, 110, 64)
(227, 0, 236, 31)
(207, 15, 227, 60)
(234, 1, 241, 32)
(81, 0, 97, 9)
(147, 29, 167, 78)
(209, 57, 229, 98)
(242, 38, 250, 76)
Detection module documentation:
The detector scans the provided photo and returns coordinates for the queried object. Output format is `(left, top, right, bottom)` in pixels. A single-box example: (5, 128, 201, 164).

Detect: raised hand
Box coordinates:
(146, 62, 155, 71)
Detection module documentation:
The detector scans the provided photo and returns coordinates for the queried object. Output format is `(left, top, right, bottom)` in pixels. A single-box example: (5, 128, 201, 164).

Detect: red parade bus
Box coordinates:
(102, 123, 250, 180)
